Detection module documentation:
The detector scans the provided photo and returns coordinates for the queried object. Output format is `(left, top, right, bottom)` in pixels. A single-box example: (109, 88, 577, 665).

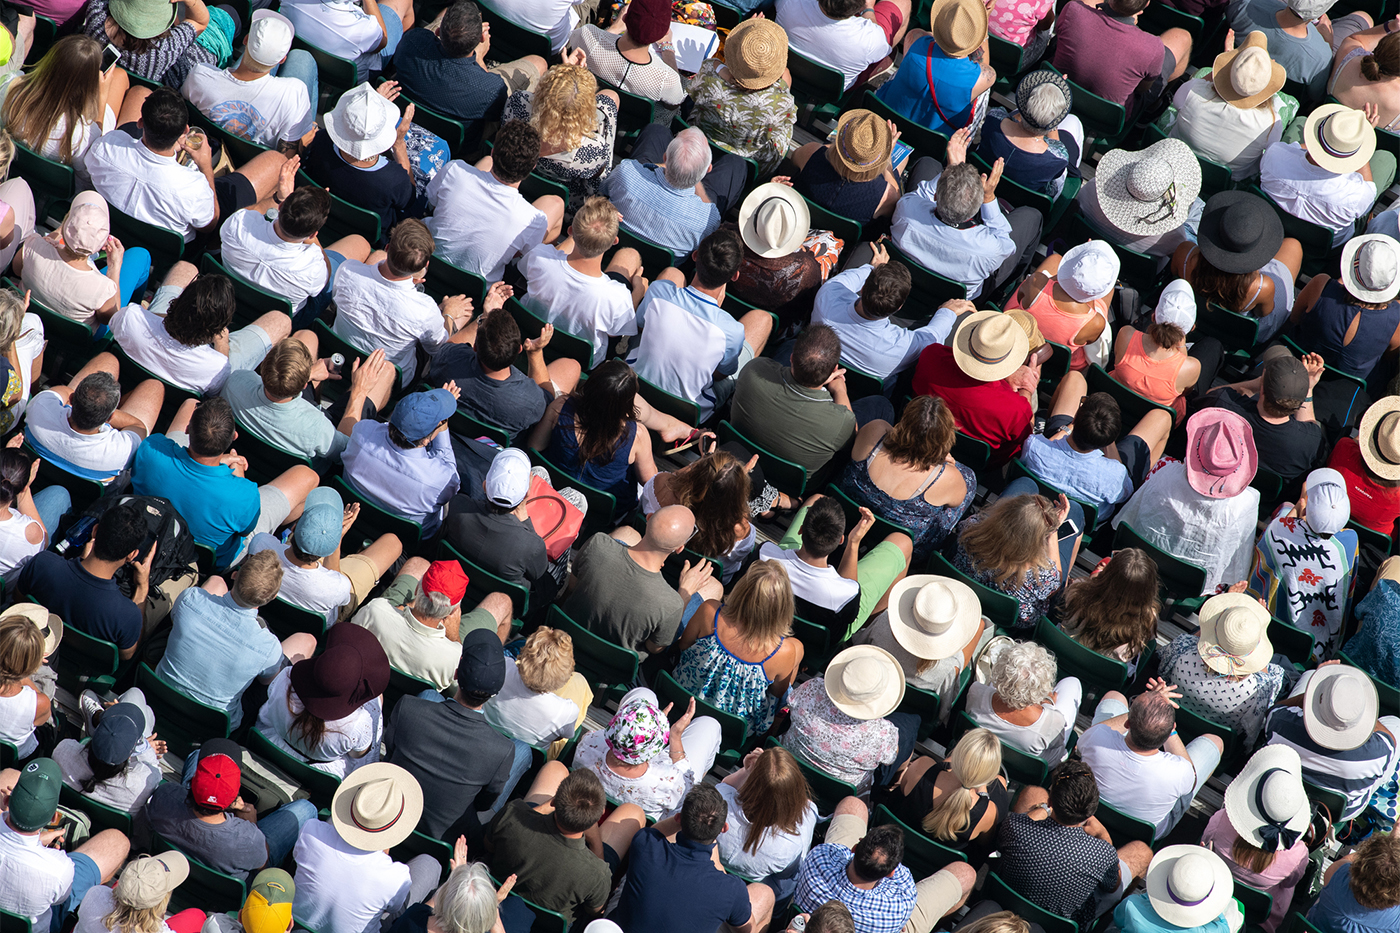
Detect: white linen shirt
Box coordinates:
(0, 816, 76, 928)
(776, 0, 891, 90)
(1169, 79, 1284, 179)
(810, 264, 957, 380)
(519, 243, 637, 369)
(85, 131, 216, 240)
(280, 0, 388, 80)
(1260, 141, 1378, 244)
(331, 259, 449, 386)
(219, 210, 330, 313)
(426, 161, 549, 282)
(891, 178, 1016, 300)
(482, 0, 577, 53)
(291, 820, 413, 933)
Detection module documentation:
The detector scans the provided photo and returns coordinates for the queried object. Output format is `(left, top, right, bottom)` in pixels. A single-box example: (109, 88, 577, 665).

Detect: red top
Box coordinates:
(1051, 0, 1166, 108)
(912, 344, 1032, 467)
(1329, 436, 1400, 533)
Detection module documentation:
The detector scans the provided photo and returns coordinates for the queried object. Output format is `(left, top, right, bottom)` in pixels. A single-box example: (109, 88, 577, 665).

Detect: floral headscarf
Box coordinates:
(604, 697, 670, 765)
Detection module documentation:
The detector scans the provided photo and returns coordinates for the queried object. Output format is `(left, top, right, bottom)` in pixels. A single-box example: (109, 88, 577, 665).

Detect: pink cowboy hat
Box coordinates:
(1185, 409, 1258, 499)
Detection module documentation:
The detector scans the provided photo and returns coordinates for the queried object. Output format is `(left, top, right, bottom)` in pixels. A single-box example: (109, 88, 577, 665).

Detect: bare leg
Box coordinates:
(1118, 840, 1154, 883)
(162, 260, 200, 291)
(249, 310, 293, 344)
(234, 150, 291, 202)
(73, 828, 131, 882)
(599, 803, 646, 860)
(738, 309, 772, 357)
(264, 464, 320, 523)
(119, 379, 166, 434)
(1160, 29, 1193, 80)
(632, 392, 691, 444)
(470, 591, 515, 644)
(102, 68, 131, 124)
(325, 234, 372, 262)
(379, 0, 415, 30)
(69, 352, 119, 387)
(116, 84, 150, 128)
(657, 267, 686, 288)
(533, 196, 566, 245)
(605, 248, 642, 279)
(884, 0, 913, 46)
(281, 632, 316, 662)
(696, 575, 723, 602)
(167, 397, 200, 435)
(734, 883, 774, 933)
(790, 142, 821, 172)
(358, 532, 404, 576)
(1127, 408, 1173, 465)
(1048, 369, 1088, 422)
(524, 760, 570, 806)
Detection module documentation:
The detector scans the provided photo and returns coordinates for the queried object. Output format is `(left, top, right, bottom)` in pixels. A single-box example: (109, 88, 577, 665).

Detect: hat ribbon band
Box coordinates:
(1317, 115, 1362, 160)
(837, 132, 884, 169)
(971, 340, 1013, 366)
(1169, 887, 1214, 908)
(1200, 642, 1249, 673)
(351, 798, 407, 834)
(1253, 768, 1302, 852)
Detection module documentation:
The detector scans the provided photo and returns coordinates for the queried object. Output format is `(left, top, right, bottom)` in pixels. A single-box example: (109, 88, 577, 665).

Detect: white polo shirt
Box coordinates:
(775, 0, 891, 90)
(331, 259, 449, 385)
(280, 0, 387, 80)
(291, 820, 413, 933)
(426, 161, 549, 283)
(219, 210, 330, 313)
(182, 65, 315, 147)
(0, 816, 76, 928)
(23, 390, 142, 482)
(110, 303, 232, 395)
(520, 243, 637, 369)
(247, 534, 352, 627)
(484, 0, 577, 53)
(85, 131, 216, 240)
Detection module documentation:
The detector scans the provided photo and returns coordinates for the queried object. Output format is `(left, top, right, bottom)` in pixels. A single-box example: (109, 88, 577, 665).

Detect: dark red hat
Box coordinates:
(626, 0, 672, 46)
(290, 623, 390, 721)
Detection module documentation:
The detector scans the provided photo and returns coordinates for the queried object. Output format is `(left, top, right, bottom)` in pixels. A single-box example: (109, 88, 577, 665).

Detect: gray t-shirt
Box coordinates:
(144, 783, 268, 879)
(562, 533, 685, 655)
(1228, 0, 1333, 99)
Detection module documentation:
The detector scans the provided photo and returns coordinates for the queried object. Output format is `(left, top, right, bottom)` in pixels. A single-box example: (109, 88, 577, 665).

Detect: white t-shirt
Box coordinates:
(85, 131, 216, 240)
(37, 107, 117, 187)
(426, 161, 549, 282)
(0, 509, 43, 579)
(1076, 723, 1197, 835)
(219, 210, 330, 313)
(247, 534, 352, 626)
(486, 0, 577, 53)
(280, 0, 388, 79)
(110, 302, 232, 395)
(519, 243, 637, 369)
(291, 820, 412, 933)
(715, 781, 817, 881)
(758, 541, 858, 612)
(331, 260, 449, 385)
(182, 64, 315, 147)
(482, 659, 579, 746)
(23, 390, 142, 482)
(0, 685, 38, 758)
(776, 0, 891, 90)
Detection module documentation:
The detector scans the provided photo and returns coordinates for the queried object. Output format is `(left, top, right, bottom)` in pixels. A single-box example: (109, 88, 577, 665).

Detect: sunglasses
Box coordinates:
(1135, 182, 1177, 226)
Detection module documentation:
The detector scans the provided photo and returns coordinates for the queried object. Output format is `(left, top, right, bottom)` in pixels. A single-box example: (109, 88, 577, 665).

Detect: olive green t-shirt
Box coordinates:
(485, 800, 611, 923)
(730, 358, 857, 474)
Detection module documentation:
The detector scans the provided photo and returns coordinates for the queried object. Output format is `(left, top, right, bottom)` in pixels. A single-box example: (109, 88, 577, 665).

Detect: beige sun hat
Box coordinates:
(1304, 103, 1377, 175)
(828, 110, 893, 184)
(825, 645, 906, 720)
(739, 183, 810, 258)
(0, 603, 63, 659)
(725, 17, 788, 90)
(1224, 745, 1311, 851)
(929, 0, 987, 58)
(1358, 397, 1400, 480)
(885, 575, 982, 661)
(329, 763, 424, 851)
(1196, 592, 1273, 676)
(1340, 233, 1400, 304)
(1303, 664, 1379, 751)
(1145, 846, 1235, 928)
(951, 310, 1030, 382)
(1212, 31, 1285, 110)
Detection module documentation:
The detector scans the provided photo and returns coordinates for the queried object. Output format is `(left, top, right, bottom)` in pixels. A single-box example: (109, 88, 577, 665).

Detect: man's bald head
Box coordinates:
(646, 505, 697, 552)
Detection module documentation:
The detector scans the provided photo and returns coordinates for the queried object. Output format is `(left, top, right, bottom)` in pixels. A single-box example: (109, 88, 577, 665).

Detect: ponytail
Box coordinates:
(922, 785, 979, 841)
(1147, 321, 1186, 350)
(0, 448, 32, 508)
(1362, 33, 1400, 82)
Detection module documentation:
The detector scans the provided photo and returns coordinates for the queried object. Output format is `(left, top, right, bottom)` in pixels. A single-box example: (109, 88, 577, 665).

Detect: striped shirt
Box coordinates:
(1264, 706, 1398, 820)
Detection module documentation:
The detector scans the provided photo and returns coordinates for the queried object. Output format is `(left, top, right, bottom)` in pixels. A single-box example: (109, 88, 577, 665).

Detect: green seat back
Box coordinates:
(60, 781, 134, 836)
(23, 440, 106, 513)
(767, 737, 858, 816)
(616, 227, 677, 279)
(1067, 210, 1158, 290)
(823, 483, 918, 558)
(401, 94, 471, 158)
(1113, 522, 1209, 605)
(896, 682, 946, 741)
(26, 15, 58, 64)
(291, 38, 358, 109)
(476, 0, 554, 60)
(440, 539, 531, 618)
(107, 203, 184, 282)
(507, 297, 595, 368)
(201, 253, 294, 327)
(260, 597, 329, 640)
(871, 804, 967, 877)
(792, 614, 832, 672)
(425, 255, 488, 305)
(787, 49, 846, 115)
(801, 195, 864, 249)
(1064, 75, 1127, 148)
(951, 430, 993, 474)
(1196, 303, 1261, 353)
(1034, 616, 1132, 696)
(232, 417, 315, 485)
(1300, 776, 1350, 824)
(154, 830, 249, 914)
(1251, 467, 1286, 515)
(1347, 518, 1393, 556)
(928, 551, 1022, 630)
(1338, 650, 1400, 716)
(247, 728, 342, 807)
(136, 662, 231, 756)
(1174, 703, 1244, 766)
(310, 319, 404, 404)
(983, 873, 1079, 933)
(1268, 617, 1315, 667)
(987, 34, 1027, 82)
(330, 474, 424, 554)
(385, 665, 440, 717)
(450, 407, 510, 447)
(54, 624, 120, 691)
(717, 420, 810, 498)
(12, 140, 75, 220)
(884, 239, 968, 324)
(1281, 335, 1366, 391)
(1084, 363, 1176, 437)
(1094, 798, 1156, 847)
(297, 169, 383, 247)
(547, 604, 639, 697)
(1234, 882, 1273, 930)
(598, 78, 656, 133)
(14, 282, 109, 382)
(391, 831, 455, 877)
(839, 361, 885, 402)
(655, 670, 749, 764)
(637, 374, 701, 427)
(0, 908, 31, 933)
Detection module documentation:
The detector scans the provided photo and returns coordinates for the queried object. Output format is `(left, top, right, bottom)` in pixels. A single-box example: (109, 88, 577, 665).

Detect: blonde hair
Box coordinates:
(0, 615, 42, 689)
(957, 911, 1029, 933)
(516, 626, 574, 694)
(0, 290, 26, 351)
(571, 196, 620, 258)
(725, 560, 794, 652)
(3, 37, 101, 165)
(104, 894, 171, 933)
(922, 729, 1002, 841)
(531, 65, 599, 152)
(959, 494, 1058, 584)
(233, 549, 284, 608)
(736, 747, 812, 854)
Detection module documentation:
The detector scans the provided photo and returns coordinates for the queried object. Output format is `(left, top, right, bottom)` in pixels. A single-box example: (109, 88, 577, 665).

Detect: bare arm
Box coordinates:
(528, 395, 567, 451)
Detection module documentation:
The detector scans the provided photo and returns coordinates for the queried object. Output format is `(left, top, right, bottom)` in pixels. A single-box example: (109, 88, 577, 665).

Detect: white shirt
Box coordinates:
(758, 541, 858, 612)
(37, 107, 116, 188)
(1076, 723, 1197, 836)
(292, 820, 412, 933)
(0, 686, 37, 758)
(349, 599, 461, 691)
(219, 209, 330, 313)
(85, 131, 216, 240)
(426, 162, 549, 282)
(715, 781, 817, 882)
(483, 659, 579, 746)
(0, 816, 75, 927)
(520, 243, 637, 368)
(23, 390, 142, 482)
(110, 302, 231, 395)
(76, 883, 179, 933)
(256, 668, 382, 778)
(1170, 79, 1284, 180)
(0, 510, 43, 579)
(341, 421, 460, 535)
(776, 0, 891, 90)
(280, 0, 388, 79)
(484, 0, 577, 53)
(182, 64, 315, 147)
(332, 260, 449, 386)
(810, 265, 956, 380)
(247, 534, 352, 627)
(1260, 140, 1377, 244)
(1111, 459, 1260, 594)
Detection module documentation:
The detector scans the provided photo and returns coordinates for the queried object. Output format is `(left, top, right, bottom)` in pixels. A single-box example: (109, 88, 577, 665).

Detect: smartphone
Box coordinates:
(100, 42, 121, 75)
(1057, 518, 1080, 542)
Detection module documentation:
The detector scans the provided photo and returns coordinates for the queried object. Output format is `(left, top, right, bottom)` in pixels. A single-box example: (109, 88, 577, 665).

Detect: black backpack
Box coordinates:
(71, 494, 200, 597)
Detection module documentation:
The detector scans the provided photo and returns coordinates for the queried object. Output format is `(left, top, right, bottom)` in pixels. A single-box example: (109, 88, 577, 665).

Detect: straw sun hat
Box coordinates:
(1145, 846, 1235, 928)
(1196, 592, 1273, 676)
(1211, 31, 1285, 110)
(725, 17, 788, 90)
(929, 0, 987, 58)
(1359, 396, 1400, 480)
(828, 109, 893, 184)
(885, 575, 981, 661)
(1224, 745, 1311, 852)
(951, 311, 1029, 382)
(330, 762, 424, 851)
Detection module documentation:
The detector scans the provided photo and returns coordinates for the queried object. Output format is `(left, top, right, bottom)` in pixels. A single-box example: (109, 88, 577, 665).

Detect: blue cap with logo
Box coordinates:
(389, 389, 456, 443)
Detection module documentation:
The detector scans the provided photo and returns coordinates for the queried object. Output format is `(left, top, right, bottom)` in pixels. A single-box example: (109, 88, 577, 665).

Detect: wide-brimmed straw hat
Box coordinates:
(951, 310, 1030, 382)
(1095, 138, 1202, 237)
(1304, 103, 1376, 174)
(1359, 396, 1400, 480)
(885, 575, 981, 661)
(825, 645, 906, 720)
(0, 603, 62, 658)
(725, 17, 788, 90)
(1184, 408, 1257, 499)
(1340, 233, 1400, 303)
(1145, 846, 1235, 928)
(929, 0, 986, 58)
(326, 83, 402, 161)
(739, 183, 810, 258)
(1197, 592, 1273, 676)
(109, 0, 176, 39)
(1303, 664, 1379, 750)
(827, 110, 892, 184)
(330, 762, 424, 851)
(1197, 190, 1285, 275)
(1225, 745, 1311, 851)
(1212, 31, 1285, 109)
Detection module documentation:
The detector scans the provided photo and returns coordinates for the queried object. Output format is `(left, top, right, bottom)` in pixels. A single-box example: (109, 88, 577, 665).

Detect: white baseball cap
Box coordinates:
(1304, 467, 1351, 536)
(484, 448, 532, 509)
(246, 10, 294, 68)
(1058, 240, 1120, 303)
(1154, 278, 1197, 331)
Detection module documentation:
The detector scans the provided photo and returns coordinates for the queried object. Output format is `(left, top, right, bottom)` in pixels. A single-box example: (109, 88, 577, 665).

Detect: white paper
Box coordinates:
(670, 22, 718, 73)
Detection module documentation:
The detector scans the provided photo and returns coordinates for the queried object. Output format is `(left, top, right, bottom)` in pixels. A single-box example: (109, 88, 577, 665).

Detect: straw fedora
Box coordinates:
(929, 0, 987, 59)
(1212, 31, 1285, 110)
(828, 110, 893, 184)
(1224, 745, 1311, 851)
(886, 575, 981, 661)
(739, 183, 810, 258)
(326, 83, 402, 161)
(725, 17, 788, 90)
(1094, 138, 1202, 237)
(1304, 103, 1376, 175)
(1185, 408, 1257, 499)
(330, 763, 424, 851)
(1340, 233, 1400, 304)
(1145, 846, 1235, 928)
(1303, 664, 1379, 750)
(951, 311, 1029, 383)
(1197, 190, 1285, 275)
(825, 645, 906, 720)
(1359, 396, 1400, 480)
(1005, 308, 1045, 351)
(0, 603, 62, 658)
(1197, 592, 1273, 676)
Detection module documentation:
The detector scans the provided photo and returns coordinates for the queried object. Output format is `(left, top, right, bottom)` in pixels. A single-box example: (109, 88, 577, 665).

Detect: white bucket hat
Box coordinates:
(1196, 592, 1273, 676)
(885, 575, 981, 661)
(1224, 745, 1311, 852)
(1145, 846, 1235, 928)
(329, 762, 424, 851)
(1303, 664, 1379, 750)
(325, 83, 402, 161)
(1095, 138, 1202, 237)
(1058, 240, 1120, 302)
(1340, 233, 1400, 304)
(1154, 278, 1197, 331)
(738, 183, 810, 258)
(824, 645, 906, 720)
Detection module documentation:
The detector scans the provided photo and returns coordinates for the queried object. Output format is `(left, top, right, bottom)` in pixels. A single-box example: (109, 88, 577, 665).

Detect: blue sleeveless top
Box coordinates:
(1297, 278, 1400, 381)
(875, 36, 981, 135)
(546, 400, 638, 511)
(838, 441, 977, 564)
(673, 605, 784, 732)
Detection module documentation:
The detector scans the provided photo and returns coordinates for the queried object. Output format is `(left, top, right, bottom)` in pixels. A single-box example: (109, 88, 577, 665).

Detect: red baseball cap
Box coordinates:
(192, 753, 241, 809)
(421, 561, 469, 606)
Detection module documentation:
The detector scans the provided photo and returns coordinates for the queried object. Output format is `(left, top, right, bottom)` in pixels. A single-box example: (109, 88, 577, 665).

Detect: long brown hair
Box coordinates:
(667, 451, 751, 558)
(1191, 254, 1256, 311)
(736, 747, 812, 853)
(883, 396, 956, 472)
(1230, 834, 1279, 875)
(570, 360, 638, 465)
(3, 36, 104, 163)
(959, 494, 1058, 584)
(1061, 549, 1160, 659)
(288, 693, 329, 750)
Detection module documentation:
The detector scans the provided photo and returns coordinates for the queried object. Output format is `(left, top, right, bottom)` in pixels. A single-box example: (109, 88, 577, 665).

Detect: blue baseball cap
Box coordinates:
(293, 487, 344, 558)
(91, 702, 145, 766)
(389, 389, 456, 443)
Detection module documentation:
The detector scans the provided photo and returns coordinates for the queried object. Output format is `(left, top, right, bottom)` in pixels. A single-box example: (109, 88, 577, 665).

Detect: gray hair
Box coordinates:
(413, 588, 454, 620)
(990, 641, 1058, 710)
(434, 863, 499, 933)
(665, 127, 712, 190)
(1126, 691, 1176, 748)
(1022, 84, 1067, 133)
(934, 163, 983, 226)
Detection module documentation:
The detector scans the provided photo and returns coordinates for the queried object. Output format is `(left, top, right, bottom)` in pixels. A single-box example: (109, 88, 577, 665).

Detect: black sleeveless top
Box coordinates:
(877, 760, 1010, 850)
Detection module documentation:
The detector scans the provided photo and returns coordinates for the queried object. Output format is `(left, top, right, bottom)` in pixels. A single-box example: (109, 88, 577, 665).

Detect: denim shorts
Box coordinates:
(379, 6, 405, 64)
(52, 853, 102, 932)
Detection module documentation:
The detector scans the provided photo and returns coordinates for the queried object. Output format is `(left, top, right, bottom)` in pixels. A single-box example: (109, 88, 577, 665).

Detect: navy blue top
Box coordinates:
(794, 146, 887, 223)
(392, 28, 507, 150)
(608, 829, 751, 933)
(546, 400, 638, 511)
(303, 129, 420, 239)
(1296, 279, 1400, 381)
(15, 552, 143, 650)
(976, 114, 1081, 195)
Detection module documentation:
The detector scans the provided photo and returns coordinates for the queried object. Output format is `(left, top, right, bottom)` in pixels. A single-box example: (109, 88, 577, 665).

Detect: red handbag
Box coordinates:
(524, 475, 584, 561)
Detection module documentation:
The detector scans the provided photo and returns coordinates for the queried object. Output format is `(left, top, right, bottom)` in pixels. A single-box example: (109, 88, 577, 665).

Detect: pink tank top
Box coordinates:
(1008, 276, 1108, 370)
(1111, 331, 1186, 406)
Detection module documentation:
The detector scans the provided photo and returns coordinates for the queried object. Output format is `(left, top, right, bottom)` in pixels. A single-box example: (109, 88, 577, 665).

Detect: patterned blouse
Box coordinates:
(673, 611, 784, 733)
(572, 727, 702, 819)
(951, 512, 1060, 629)
(781, 677, 898, 793)
(988, 0, 1055, 46)
(84, 0, 211, 87)
(687, 59, 797, 177)
(1157, 633, 1289, 746)
(503, 90, 619, 209)
(841, 447, 976, 565)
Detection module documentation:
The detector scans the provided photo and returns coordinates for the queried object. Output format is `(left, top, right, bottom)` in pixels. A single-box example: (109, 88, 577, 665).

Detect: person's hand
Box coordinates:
(341, 502, 361, 534)
(450, 835, 469, 870)
(148, 734, 169, 757)
(181, 131, 214, 172)
(524, 323, 555, 353)
(18, 289, 27, 313)
(678, 558, 714, 598)
(1144, 676, 1182, 708)
(27, 453, 40, 486)
(850, 506, 876, 540)
(822, 366, 847, 389)
(442, 379, 461, 401)
(1362, 101, 1383, 127)
(477, 20, 492, 58)
(939, 298, 977, 315)
(887, 120, 902, 150)
(869, 241, 890, 266)
(105, 236, 124, 265)
(442, 293, 474, 326)
(131, 541, 157, 587)
(769, 175, 794, 187)
(350, 348, 393, 393)
(495, 874, 517, 903)
(396, 103, 416, 143)
(40, 826, 66, 848)
(1301, 352, 1325, 388)
(220, 451, 249, 477)
(276, 154, 300, 203)
(484, 281, 513, 312)
(563, 45, 587, 67)
(1222, 27, 1234, 52)
(670, 697, 696, 740)
(742, 453, 759, 473)
(1054, 492, 1071, 525)
(377, 79, 402, 102)
(310, 357, 339, 383)
(946, 126, 972, 165)
(740, 747, 763, 772)
(1226, 580, 1248, 593)
(981, 157, 1004, 203)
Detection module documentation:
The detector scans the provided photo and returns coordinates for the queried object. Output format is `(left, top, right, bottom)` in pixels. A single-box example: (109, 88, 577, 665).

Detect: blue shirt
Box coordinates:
(1020, 434, 1134, 519)
(156, 587, 283, 728)
(875, 37, 981, 135)
(1114, 892, 1231, 933)
(890, 177, 1016, 299)
(392, 28, 506, 147)
(608, 830, 751, 933)
(602, 160, 721, 258)
(794, 842, 917, 933)
(132, 434, 261, 566)
(14, 552, 142, 650)
(1309, 863, 1400, 933)
(629, 281, 749, 421)
(810, 265, 956, 381)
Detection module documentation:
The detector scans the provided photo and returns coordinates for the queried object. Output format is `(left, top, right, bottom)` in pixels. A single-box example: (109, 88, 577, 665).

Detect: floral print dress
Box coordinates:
(780, 677, 898, 793)
(503, 91, 619, 209)
(687, 59, 797, 177)
(951, 512, 1059, 630)
(674, 608, 785, 733)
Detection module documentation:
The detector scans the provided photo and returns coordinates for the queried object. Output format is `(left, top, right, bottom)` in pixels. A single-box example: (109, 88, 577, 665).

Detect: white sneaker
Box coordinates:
(79, 689, 105, 736)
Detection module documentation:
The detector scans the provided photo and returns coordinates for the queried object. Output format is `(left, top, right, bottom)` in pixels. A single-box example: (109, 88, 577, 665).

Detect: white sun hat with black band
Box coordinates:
(1304, 103, 1376, 175)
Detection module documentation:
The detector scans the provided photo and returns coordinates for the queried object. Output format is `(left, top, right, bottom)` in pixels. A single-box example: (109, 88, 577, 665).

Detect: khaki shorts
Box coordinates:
(337, 553, 381, 619)
(489, 57, 542, 94)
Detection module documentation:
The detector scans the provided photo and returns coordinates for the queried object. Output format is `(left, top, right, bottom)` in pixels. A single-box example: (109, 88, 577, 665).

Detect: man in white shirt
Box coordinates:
(487, 0, 583, 54)
(426, 118, 564, 282)
(332, 219, 474, 387)
(182, 10, 317, 152)
(776, 0, 909, 91)
(520, 194, 646, 369)
(342, 386, 461, 534)
(23, 366, 161, 483)
(282, 0, 418, 82)
(86, 87, 290, 241)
